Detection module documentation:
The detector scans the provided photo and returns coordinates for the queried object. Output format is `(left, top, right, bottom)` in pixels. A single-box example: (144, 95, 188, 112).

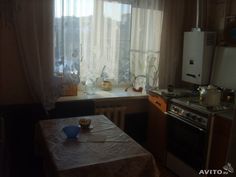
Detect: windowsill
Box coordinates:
(58, 87, 148, 102)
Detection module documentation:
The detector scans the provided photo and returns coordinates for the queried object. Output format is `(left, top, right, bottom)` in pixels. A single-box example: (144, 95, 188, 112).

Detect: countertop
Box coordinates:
(57, 87, 235, 120)
(216, 109, 235, 120)
(58, 87, 148, 102)
(148, 88, 193, 100)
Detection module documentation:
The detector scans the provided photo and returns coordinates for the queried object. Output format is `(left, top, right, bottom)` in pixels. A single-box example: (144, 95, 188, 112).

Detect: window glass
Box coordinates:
(54, 0, 162, 88)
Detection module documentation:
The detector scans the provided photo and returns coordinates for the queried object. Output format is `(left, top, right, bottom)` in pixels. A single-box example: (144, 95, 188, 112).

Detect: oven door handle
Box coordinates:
(167, 112, 206, 132)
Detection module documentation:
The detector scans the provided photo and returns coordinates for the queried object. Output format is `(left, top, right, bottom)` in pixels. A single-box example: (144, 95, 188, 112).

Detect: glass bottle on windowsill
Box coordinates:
(86, 79, 96, 95)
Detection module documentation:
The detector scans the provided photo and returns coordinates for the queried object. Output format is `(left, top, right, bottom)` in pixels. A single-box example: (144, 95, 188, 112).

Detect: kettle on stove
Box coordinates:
(198, 85, 222, 106)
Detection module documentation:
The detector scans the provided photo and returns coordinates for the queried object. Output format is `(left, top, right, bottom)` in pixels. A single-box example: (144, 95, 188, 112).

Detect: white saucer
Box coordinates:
(79, 125, 93, 130)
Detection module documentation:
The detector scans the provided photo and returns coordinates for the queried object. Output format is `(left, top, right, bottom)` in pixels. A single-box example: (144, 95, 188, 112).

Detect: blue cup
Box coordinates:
(63, 125, 80, 139)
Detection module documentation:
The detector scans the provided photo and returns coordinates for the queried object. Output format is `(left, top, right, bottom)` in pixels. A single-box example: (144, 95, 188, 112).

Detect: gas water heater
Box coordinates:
(182, 31, 216, 85)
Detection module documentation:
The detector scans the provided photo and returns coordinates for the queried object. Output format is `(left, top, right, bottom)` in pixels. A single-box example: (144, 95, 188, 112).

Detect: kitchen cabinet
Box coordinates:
(208, 114, 233, 171)
(147, 94, 167, 164)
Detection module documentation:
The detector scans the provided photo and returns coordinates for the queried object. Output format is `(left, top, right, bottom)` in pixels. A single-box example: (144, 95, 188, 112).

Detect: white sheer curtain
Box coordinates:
(55, 0, 164, 88)
(130, 0, 163, 88)
(55, 0, 132, 85)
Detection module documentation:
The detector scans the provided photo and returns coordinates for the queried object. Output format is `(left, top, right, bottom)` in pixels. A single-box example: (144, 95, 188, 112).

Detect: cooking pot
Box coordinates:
(198, 85, 222, 106)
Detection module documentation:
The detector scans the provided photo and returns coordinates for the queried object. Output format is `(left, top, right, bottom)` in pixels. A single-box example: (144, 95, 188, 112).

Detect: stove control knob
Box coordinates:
(186, 113, 191, 117)
(173, 107, 180, 113)
(191, 115, 197, 120)
(197, 118, 202, 123)
(174, 107, 178, 112)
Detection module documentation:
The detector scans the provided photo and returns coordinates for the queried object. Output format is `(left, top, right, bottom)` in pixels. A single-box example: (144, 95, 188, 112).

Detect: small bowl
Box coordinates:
(79, 118, 91, 129)
(63, 125, 80, 139)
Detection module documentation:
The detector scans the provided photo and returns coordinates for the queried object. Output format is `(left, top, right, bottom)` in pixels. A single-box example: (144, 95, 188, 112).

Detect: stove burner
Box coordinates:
(149, 88, 192, 98)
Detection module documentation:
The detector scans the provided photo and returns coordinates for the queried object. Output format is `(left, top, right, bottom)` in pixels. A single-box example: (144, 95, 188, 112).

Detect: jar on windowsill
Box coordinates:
(101, 81, 112, 91)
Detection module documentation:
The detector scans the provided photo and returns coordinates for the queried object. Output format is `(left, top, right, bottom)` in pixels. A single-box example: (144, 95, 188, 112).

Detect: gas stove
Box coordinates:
(166, 95, 234, 177)
(167, 97, 211, 176)
(171, 97, 234, 114)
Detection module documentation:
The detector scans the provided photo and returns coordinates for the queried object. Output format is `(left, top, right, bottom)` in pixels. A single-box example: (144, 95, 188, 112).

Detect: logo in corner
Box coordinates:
(223, 163, 234, 174)
(198, 162, 234, 175)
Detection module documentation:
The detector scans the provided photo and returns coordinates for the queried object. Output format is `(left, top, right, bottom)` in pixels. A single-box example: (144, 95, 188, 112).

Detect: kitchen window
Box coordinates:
(54, 0, 163, 88)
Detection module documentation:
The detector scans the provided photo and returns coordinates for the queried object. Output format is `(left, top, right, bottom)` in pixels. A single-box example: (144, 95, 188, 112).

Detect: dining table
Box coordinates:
(37, 115, 160, 177)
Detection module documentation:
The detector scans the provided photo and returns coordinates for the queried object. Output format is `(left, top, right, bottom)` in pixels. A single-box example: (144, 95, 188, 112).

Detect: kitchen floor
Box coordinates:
(156, 161, 178, 177)
(34, 157, 178, 177)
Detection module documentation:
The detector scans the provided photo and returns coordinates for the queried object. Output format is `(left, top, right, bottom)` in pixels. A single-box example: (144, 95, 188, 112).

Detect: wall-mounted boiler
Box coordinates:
(182, 31, 216, 85)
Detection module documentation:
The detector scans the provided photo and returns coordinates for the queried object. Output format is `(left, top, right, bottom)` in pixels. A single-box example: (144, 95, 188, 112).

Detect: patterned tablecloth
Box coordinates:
(38, 115, 160, 177)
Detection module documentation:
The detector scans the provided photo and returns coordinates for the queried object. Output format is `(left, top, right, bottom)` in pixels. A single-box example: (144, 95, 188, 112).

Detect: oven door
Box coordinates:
(166, 112, 207, 171)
